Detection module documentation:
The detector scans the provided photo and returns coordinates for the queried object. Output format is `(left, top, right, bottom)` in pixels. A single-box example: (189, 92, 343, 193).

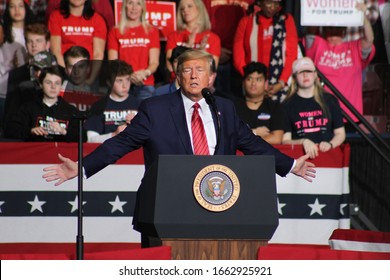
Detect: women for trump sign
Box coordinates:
(301, 0, 365, 26)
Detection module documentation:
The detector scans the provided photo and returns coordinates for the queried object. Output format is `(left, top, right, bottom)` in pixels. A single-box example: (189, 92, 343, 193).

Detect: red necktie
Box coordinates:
(191, 103, 209, 155)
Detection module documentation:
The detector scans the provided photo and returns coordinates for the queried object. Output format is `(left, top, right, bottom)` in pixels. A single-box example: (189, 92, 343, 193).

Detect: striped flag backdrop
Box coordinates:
(271, 145, 350, 244)
(0, 143, 350, 248)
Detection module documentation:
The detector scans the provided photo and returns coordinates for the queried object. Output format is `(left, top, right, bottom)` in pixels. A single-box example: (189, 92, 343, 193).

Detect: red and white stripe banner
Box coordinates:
(0, 143, 350, 246)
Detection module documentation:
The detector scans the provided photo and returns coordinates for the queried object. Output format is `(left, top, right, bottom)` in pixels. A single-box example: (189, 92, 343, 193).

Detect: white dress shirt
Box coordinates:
(181, 93, 217, 155)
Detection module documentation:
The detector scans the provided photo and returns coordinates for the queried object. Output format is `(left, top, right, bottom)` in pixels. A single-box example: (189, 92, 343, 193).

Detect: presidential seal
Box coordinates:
(193, 164, 240, 212)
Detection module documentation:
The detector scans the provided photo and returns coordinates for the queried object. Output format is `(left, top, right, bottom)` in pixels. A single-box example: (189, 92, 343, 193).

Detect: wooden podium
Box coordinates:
(135, 155, 279, 260)
(162, 239, 268, 260)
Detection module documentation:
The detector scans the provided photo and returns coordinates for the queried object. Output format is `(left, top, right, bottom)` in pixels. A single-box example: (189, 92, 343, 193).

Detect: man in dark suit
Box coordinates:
(43, 49, 316, 245)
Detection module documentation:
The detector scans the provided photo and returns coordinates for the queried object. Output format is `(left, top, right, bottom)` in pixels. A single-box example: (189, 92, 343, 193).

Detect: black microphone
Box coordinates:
(201, 87, 215, 106)
(201, 88, 221, 155)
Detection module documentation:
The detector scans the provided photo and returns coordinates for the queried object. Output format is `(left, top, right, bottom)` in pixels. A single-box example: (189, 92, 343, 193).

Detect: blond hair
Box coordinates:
(118, 0, 149, 34)
(176, 0, 211, 32)
(176, 49, 214, 75)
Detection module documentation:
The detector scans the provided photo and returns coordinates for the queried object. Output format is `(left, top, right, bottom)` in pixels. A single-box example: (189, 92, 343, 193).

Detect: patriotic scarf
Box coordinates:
(255, 12, 287, 102)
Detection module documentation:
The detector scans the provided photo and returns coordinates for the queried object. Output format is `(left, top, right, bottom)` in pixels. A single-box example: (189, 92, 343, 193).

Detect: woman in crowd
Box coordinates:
(0, 0, 35, 126)
(233, 0, 298, 102)
(2, 0, 35, 48)
(165, 0, 221, 73)
(282, 57, 345, 159)
(107, 0, 160, 101)
(304, 2, 375, 131)
(45, 0, 115, 32)
(48, 0, 107, 67)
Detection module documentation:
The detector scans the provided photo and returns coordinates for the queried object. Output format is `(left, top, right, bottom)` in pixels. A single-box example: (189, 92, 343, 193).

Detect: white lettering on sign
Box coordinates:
(146, 12, 172, 21)
(301, 0, 363, 26)
(305, 0, 357, 9)
(145, 12, 172, 28)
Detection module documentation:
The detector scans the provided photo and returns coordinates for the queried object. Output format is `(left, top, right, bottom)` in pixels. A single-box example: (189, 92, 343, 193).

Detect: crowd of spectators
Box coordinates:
(0, 0, 388, 158)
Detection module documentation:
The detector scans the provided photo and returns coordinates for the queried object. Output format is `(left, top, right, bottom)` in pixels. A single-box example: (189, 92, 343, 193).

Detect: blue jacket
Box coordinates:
(83, 90, 294, 177)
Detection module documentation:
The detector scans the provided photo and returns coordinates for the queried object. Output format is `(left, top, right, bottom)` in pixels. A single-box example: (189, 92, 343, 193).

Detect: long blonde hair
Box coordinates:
(286, 73, 330, 118)
(176, 0, 211, 32)
(118, 0, 149, 34)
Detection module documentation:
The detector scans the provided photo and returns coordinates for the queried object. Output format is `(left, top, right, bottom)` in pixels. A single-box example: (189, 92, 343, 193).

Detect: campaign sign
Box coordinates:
(114, 0, 176, 40)
(301, 0, 364, 26)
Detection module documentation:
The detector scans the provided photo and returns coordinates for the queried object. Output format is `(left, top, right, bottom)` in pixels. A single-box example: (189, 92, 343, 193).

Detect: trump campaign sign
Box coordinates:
(301, 0, 364, 26)
(114, 0, 176, 40)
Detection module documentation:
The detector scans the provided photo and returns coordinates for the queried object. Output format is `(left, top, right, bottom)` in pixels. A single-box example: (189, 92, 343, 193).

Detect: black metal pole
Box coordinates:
(298, 41, 390, 157)
(76, 118, 84, 260)
(342, 111, 390, 166)
(318, 71, 390, 154)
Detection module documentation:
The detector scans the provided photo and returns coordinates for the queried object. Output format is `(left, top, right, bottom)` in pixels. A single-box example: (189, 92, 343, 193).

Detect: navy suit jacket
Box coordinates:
(83, 91, 294, 178)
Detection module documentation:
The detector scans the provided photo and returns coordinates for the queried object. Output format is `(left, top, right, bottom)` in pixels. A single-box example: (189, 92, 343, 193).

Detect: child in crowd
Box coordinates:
(4, 23, 52, 129)
(6, 65, 81, 142)
(84, 60, 140, 143)
(61, 45, 103, 112)
(3, 50, 58, 138)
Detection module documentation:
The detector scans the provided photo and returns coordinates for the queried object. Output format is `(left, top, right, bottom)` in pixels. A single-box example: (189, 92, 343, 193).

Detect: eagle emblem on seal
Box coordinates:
(193, 164, 240, 212)
(206, 176, 228, 200)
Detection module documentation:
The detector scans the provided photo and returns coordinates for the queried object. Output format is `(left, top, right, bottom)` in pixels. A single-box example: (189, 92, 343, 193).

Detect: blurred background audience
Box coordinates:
(0, 0, 388, 139)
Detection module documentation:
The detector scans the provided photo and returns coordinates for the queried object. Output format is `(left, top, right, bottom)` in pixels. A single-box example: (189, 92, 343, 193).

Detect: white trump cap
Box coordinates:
(292, 57, 316, 74)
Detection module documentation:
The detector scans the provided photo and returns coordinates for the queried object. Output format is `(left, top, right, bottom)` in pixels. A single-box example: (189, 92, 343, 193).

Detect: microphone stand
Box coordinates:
(74, 114, 87, 260)
(66, 59, 106, 259)
(202, 88, 221, 154)
(210, 103, 221, 154)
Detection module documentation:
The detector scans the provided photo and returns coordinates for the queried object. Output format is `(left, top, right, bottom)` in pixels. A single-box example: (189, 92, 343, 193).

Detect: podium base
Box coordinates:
(161, 239, 268, 260)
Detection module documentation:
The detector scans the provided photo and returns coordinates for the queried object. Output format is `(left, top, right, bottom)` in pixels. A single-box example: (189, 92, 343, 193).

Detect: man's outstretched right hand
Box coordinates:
(42, 153, 78, 186)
